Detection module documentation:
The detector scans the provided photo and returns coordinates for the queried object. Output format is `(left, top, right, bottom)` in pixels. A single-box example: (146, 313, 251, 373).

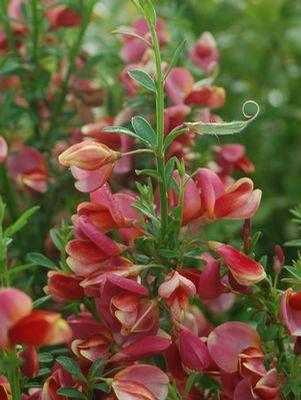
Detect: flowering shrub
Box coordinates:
(0, 1, 301, 399)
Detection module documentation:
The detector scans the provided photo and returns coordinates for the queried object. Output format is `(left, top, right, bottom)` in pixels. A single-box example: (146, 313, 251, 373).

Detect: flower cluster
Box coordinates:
(0, 1, 300, 399)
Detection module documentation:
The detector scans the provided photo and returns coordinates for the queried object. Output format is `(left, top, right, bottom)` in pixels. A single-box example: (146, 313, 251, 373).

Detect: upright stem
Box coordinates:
(149, 23, 169, 242)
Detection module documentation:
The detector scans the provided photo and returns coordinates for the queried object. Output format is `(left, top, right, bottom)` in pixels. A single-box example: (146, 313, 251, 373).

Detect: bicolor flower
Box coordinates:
(45, 271, 85, 302)
(8, 146, 48, 192)
(207, 321, 263, 373)
(280, 288, 301, 337)
(45, 1, 81, 29)
(208, 241, 266, 286)
(213, 144, 254, 176)
(195, 168, 262, 221)
(198, 253, 225, 300)
(112, 364, 169, 400)
(158, 271, 196, 321)
(8, 310, 72, 347)
(167, 172, 202, 226)
(0, 288, 32, 349)
(189, 32, 219, 73)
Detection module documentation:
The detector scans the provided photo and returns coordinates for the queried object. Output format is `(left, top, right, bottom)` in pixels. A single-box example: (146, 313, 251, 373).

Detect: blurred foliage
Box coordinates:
(90, 0, 301, 260)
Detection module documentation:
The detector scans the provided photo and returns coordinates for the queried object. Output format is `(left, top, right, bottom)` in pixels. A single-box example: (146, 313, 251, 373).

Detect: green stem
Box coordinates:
(45, 0, 96, 147)
(148, 21, 169, 242)
(7, 348, 22, 400)
(0, 164, 18, 222)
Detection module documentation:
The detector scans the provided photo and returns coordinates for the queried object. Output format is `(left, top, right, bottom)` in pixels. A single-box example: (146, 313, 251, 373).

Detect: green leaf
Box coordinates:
(93, 382, 111, 393)
(27, 252, 57, 270)
(284, 239, 301, 247)
(111, 29, 151, 47)
(7, 263, 37, 276)
(164, 39, 187, 79)
(89, 358, 104, 378)
(103, 126, 142, 141)
(49, 228, 63, 252)
(185, 101, 259, 136)
(33, 295, 51, 308)
(135, 169, 161, 180)
(38, 352, 54, 363)
(56, 388, 85, 399)
(132, 116, 157, 148)
(57, 356, 87, 382)
(284, 266, 301, 281)
(4, 206, 39, 237)
(128, 69, 156, 92)
(164, 128, 188, 150)
(143, 0, 156, 26)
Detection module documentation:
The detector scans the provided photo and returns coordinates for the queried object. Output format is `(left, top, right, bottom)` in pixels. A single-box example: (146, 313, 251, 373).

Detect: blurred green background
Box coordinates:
(95, 0, 301, 260)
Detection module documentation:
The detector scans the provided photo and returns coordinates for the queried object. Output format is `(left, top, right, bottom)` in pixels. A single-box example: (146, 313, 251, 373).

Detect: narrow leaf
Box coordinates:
(164, 127, 188, 150)
(57, 388, 85, 399)
(135, 169, 161, 180)
(164, 39, 187, 79)
(185, 101, 260, 135)
(4, 206, 39, 237)
(128, 69, 156, 92)
(57, 356, 87, 382)
(27, 252, 57, 270)
(103, 126, 141, 141)
(111, 29, 151, 46)
(132, 116, 157, 147)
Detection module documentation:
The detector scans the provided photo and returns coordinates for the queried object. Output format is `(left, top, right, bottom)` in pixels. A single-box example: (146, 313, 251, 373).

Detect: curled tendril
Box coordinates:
(242, 100, 260, 120)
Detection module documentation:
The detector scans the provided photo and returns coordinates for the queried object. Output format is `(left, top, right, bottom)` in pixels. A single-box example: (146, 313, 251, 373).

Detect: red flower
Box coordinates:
(213, 144, 254, 176)
(280, 288, 301, 337)
(45, 272, 85, 302)
(8, 310, 71, 347)
(45, 1, 81, 29)
(20, 346, 39, 378)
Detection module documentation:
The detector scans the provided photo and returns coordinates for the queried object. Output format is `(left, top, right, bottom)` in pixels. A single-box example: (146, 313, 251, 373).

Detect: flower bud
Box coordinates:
(58, 141, 121, 171)
(273, 244, 285, 275)
(20, 346, 39, 378)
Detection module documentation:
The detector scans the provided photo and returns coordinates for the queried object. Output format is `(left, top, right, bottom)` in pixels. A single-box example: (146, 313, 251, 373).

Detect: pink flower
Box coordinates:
(280, 288, 301, 337)
(120, 18, 169, 63)
(207, 321, 263, 373)
(8, 146, 48, 192)
(112, 336, 171, 363)
(213, 144, 254, 176)
(112, 364, 169, 400)
(165, 68, 194, 105)
(168, 171, 202, 226)
(198, 253, 225, 300)
(0, 136, 8, 163)
(189, 32, 220, 74)
(159, 271, 196, 321)
(179, 327, 211, 372)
